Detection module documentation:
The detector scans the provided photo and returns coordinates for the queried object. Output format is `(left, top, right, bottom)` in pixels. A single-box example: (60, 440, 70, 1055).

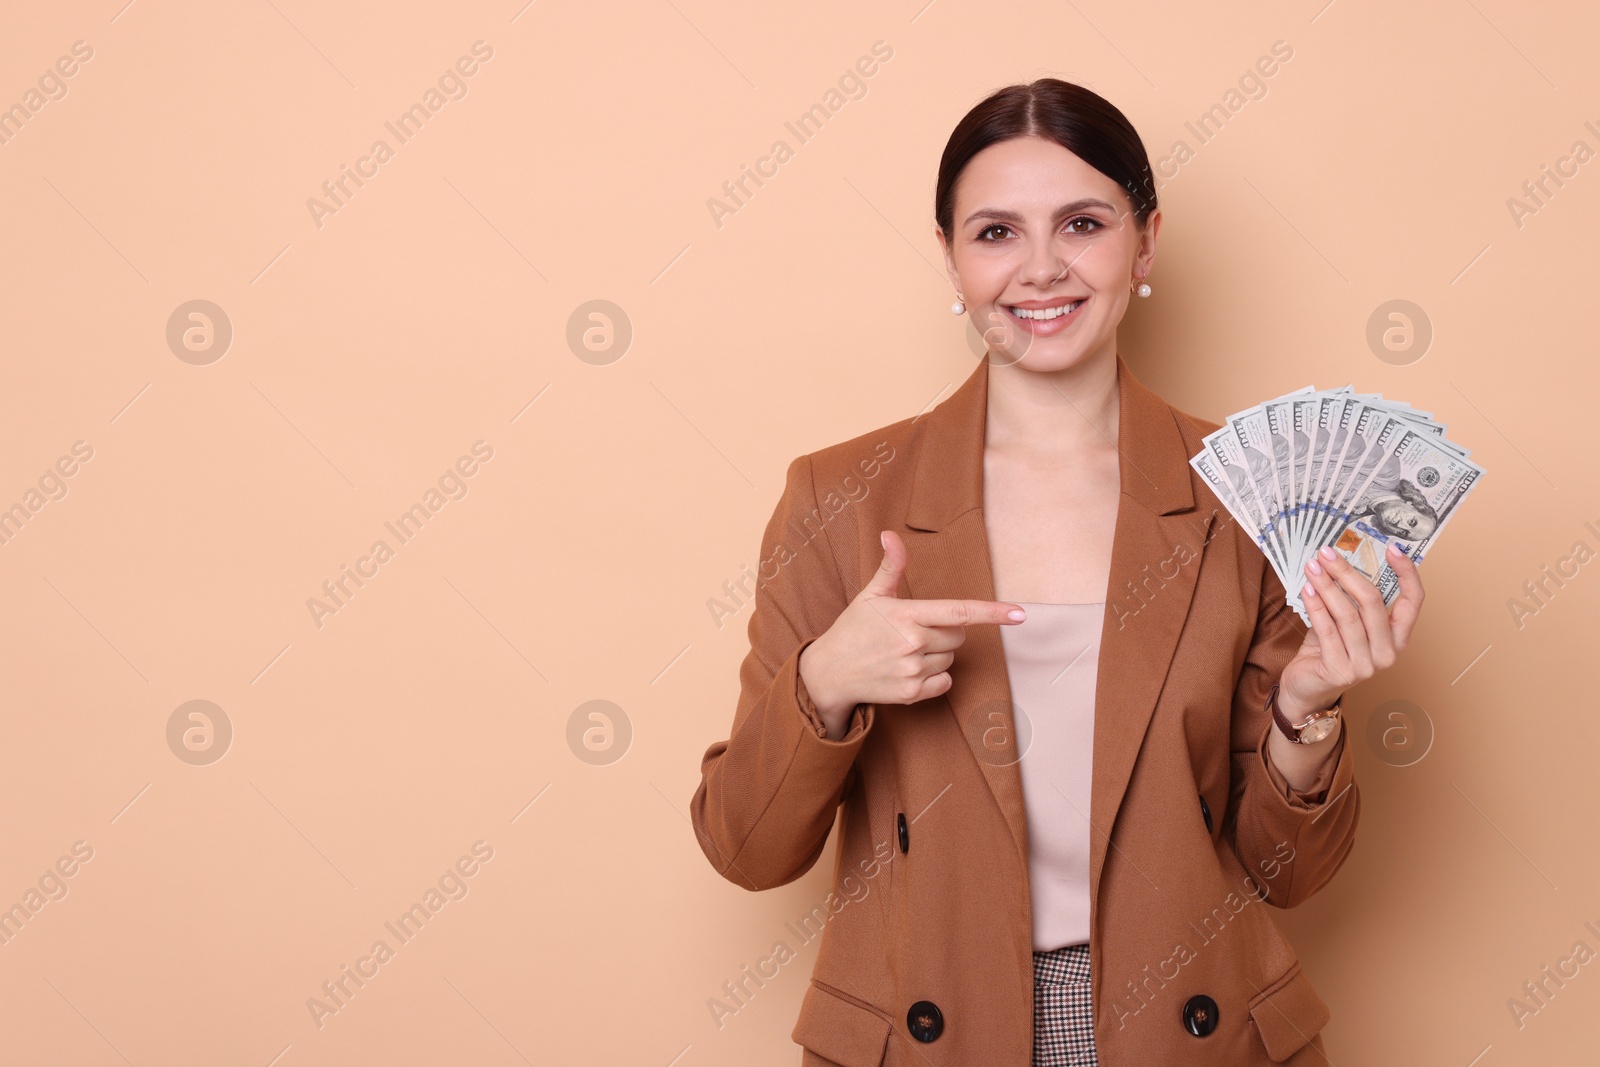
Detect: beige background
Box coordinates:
(1, 0, 1595, 1063)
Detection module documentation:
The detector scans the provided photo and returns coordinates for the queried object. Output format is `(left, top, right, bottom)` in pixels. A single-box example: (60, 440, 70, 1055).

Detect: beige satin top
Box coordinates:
(998, 600, 1105, 952)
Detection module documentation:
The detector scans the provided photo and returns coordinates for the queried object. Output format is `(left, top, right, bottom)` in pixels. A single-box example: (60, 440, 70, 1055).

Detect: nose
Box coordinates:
(1021, 238, 1070, 287)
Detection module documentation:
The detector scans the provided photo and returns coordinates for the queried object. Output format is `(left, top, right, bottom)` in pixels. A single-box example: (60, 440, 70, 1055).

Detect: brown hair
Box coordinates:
(935, 79, 1158, 241)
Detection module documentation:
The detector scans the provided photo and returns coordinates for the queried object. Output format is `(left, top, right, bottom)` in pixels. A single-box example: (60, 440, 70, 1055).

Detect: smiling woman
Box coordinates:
(692, 77, 1388, 1067)
(933, 83, 1159, 381)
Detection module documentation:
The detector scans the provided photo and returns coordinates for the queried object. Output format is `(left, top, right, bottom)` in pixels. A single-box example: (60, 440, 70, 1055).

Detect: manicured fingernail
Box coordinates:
(1303, 582, 1319, 597)
(1308, 559, 1323, 575)
(1388, 542, 1404, 556)
(1009, 609, 1026, 621)
(1319, 546, 1337, 560)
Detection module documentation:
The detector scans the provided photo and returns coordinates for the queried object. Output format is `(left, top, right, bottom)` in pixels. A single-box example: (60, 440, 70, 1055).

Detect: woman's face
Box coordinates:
(937, 135, 1159, 371)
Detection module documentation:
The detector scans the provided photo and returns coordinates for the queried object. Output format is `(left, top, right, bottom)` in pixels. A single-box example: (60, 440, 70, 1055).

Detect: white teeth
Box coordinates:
(1008, 300, 1083, 320)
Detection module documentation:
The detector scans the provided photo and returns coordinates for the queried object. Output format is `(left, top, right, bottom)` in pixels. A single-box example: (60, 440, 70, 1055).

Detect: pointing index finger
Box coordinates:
(906, 599, 1028, 627)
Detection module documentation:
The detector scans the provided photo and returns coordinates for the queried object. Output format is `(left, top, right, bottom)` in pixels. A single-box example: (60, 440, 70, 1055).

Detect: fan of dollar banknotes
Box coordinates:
(1188, 385, 1485, 626)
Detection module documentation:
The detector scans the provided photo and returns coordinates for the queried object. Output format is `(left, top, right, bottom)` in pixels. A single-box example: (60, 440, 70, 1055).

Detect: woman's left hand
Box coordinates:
(1278, 541, 1426, 719)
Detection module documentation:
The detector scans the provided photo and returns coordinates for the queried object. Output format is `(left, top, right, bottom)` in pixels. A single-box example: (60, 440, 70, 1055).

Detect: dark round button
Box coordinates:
(1199, 793, 1212, 834)
(897, 812, 909, 853)
(1182, 993, 1219, 1037)
(907, 999, 943, 1042)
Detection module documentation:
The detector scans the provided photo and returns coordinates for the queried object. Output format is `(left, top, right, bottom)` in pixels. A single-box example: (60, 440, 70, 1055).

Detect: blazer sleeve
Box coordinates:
(689, 453, 876, 891)
(1223, 550, 1360, 910)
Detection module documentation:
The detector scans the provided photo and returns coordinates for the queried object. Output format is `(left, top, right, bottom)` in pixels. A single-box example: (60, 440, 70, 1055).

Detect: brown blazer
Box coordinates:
(691, 354, 1358, 1066)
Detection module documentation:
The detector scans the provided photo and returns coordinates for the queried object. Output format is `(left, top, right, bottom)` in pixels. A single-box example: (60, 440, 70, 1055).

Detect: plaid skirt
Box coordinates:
(1033, 942, 1098, 1066)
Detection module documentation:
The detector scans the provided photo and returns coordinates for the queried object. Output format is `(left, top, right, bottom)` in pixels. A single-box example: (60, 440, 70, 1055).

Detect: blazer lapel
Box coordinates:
(900, 353, 1214, 914)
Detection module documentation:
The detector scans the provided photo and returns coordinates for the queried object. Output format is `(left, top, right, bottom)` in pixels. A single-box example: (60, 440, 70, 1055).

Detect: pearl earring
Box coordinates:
(951, 292, 966, 315)
(1130, 277, 1152, 298)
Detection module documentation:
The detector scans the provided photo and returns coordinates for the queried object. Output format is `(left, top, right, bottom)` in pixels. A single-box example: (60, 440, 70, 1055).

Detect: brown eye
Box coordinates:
(1065, 217, 1100, 234)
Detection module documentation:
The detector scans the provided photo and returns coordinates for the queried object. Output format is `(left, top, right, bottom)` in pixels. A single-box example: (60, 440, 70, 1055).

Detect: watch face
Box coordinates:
(1300, 716, 1339, 744)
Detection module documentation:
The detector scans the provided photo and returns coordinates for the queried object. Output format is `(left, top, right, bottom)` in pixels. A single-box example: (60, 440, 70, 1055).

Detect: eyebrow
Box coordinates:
(962, 198, 1120, 228)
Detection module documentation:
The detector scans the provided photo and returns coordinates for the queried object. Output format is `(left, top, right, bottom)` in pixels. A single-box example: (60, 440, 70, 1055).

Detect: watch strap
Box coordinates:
(1268, 683, 1342, 744)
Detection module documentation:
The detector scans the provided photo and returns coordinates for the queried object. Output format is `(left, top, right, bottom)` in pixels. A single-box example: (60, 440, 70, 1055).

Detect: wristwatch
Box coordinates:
(1267, 683, 1343, 745)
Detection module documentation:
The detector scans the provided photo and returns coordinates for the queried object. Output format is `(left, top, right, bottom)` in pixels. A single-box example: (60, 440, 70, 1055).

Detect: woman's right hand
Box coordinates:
(797, 530, 1027, 740)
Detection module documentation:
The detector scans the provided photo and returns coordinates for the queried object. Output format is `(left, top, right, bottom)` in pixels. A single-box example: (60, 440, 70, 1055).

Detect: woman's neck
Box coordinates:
(984, 350, 1121, 458)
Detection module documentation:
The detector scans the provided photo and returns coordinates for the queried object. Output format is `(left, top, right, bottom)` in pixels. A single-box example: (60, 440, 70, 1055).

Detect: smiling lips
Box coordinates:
(1004, 297, 1086, 320)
